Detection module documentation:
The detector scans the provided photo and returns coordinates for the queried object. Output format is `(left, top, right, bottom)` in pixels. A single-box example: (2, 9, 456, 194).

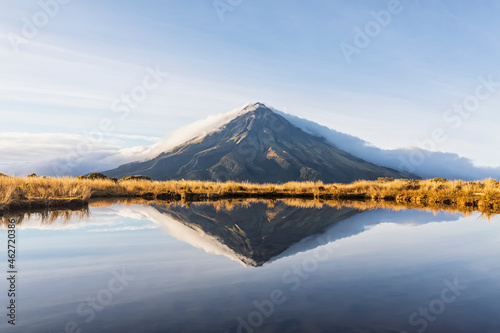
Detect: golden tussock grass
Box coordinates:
(0, 176, 499, 215)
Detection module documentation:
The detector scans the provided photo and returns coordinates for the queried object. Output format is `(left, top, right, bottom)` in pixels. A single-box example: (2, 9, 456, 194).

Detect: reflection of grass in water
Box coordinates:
(1, 195, 497, 228)
(0, 176, 499, 216)
(1, 208, 90, 227)
(90, 196, 496, 219)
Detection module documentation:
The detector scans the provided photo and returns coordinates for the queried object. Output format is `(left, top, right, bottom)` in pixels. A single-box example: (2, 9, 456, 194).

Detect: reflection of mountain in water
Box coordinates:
(3, 200, 463, 267)
(153, 202, 360, 266)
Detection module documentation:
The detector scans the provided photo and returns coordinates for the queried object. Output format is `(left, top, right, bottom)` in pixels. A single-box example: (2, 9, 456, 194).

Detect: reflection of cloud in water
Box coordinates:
(0, 205, 157, 231)
(86, 225, 160, 232)
(118, 205, 256, 266)
(1, 203, 465, 268)
(5, 204, 257, 266)
(270, 209, 463, 263)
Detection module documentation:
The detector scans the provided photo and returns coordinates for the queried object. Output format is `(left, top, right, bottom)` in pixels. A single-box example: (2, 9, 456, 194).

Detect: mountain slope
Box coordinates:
(103, 103, 415, 182)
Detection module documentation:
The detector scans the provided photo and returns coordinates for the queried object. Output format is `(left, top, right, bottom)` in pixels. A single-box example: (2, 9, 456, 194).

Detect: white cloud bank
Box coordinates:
(275, 109, 500, 180)
(0, 132, 154, 177)
(0, 104, 257, 177)
(1, 103, 499, 180)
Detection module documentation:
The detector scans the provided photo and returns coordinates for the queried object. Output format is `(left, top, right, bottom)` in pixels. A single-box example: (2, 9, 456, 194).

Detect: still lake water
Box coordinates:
(1, 201, 500, 333)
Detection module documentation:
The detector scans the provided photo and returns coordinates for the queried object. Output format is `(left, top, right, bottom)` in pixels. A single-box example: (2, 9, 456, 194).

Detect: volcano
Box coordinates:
(102, 103, 414, 182)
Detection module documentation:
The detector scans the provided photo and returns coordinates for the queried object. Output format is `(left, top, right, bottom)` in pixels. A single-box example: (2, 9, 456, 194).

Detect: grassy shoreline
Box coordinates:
(0, 176, 499, 216)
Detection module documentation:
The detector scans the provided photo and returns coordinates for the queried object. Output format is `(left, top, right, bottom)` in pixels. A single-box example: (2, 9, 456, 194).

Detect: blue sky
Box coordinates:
(1, 0, 500, 175)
